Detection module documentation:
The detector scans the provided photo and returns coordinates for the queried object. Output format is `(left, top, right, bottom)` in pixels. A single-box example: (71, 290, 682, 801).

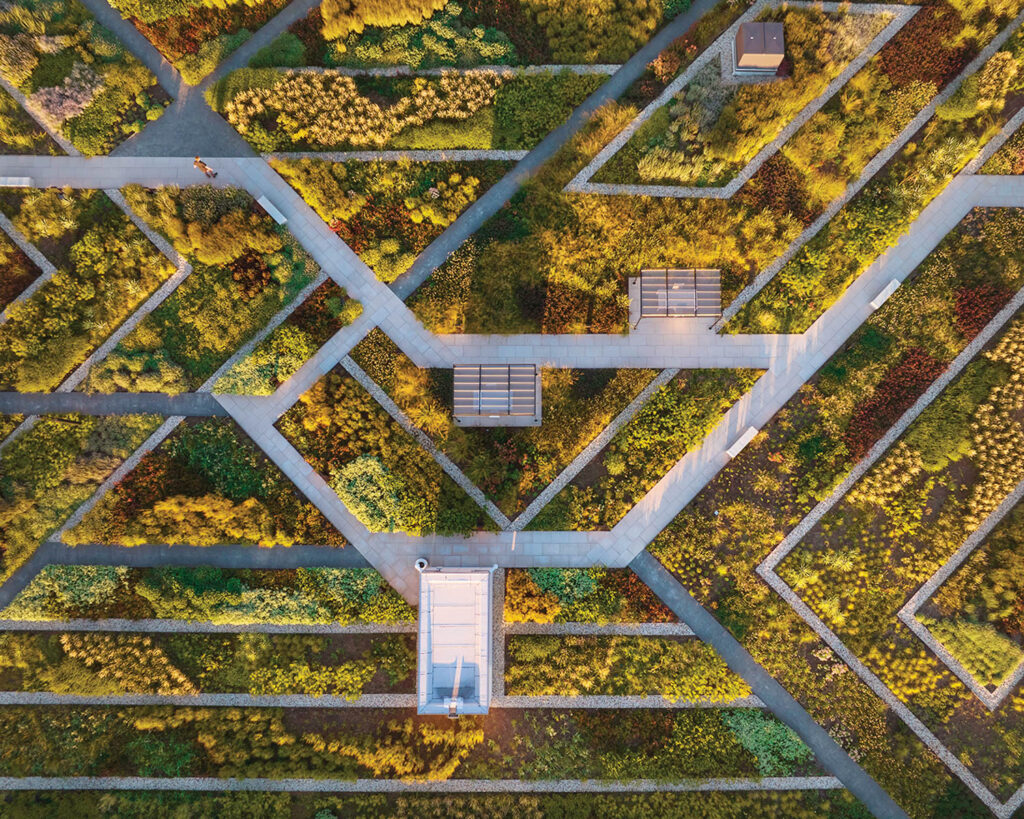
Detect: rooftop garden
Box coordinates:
(209, 67, 606, 152)
(278, 365, 493, 535)
(66, 417, 345, 548)
(0, 188, 175, 393)
(0, 0, 168, 154)
(84, 185, 318, 394)
(256, 0, 688, 70)
(272, 157, 512, 282)
(109, 0, 292, 85)
(3, 565, 415, 624)
(595, 5, 892, 187)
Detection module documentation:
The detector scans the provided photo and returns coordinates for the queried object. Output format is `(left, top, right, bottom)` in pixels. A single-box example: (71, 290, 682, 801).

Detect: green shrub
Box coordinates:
(250, 32, 307, 68)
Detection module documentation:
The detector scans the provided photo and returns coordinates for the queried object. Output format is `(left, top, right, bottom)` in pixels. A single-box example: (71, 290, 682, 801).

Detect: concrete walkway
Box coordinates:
(630, 551, 908, 819)
(0, 392, 225, 416)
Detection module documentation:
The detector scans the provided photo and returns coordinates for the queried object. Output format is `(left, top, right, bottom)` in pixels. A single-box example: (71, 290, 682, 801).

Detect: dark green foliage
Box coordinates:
(493, 71, 605, 149)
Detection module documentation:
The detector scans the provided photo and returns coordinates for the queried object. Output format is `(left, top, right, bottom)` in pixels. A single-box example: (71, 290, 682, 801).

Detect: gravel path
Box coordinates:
(0, 775, 844, 793)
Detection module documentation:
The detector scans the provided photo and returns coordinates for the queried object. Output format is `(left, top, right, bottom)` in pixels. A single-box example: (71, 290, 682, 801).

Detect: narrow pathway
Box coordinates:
(630, 551, 908, 819)
(0, 393, 225, 417)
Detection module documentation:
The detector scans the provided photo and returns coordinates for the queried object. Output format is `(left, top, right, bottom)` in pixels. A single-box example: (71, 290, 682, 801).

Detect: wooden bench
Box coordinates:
(0, 177, 32, 188)
(257, 195, 287, 225)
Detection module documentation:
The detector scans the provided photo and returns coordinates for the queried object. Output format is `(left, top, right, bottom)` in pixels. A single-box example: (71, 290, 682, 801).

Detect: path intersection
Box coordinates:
(2, 0, 1024, 815)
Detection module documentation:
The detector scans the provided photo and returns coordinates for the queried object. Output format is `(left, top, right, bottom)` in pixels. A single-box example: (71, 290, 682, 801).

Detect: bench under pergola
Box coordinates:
(637, 268, 722, 318)
(453, 364, 541, 427)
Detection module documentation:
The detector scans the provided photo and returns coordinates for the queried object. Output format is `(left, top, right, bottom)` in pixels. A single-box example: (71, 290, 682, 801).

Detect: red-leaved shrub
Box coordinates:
(844, 348, 946, 459)
(954, 283, 1012, 340)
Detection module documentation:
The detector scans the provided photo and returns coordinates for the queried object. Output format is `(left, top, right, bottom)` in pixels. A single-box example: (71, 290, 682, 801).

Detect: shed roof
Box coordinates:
(735, 21, 785, 70)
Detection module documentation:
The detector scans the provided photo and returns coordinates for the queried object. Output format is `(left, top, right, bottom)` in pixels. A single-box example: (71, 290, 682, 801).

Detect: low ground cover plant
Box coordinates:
(3, 565, 415, 624)
(67, 417, 344, 548)
(278, 365, 491, 535)
(407, 104, 802, 333)
(0, 414, 161, 585)
(262, 0, 685, 69)
(777, 306, 1024, 793)
(273, 158, 511, 283)
(647, 206, 1024, 808)
(0, 631, 415, 698)
(210, 67, 605, 152)
(0, 188, 175, 392)
(597, 6, 890, 187)
(111, 0, 291, 85)
(215, 279, 361, 395)
(504, 567, 674, 623)
(0, 705, 815, 781)
(84, 185, 317, 393)
(505, 635, 751, 702)
(0, 0, 168, 154)
(531, 368, 762, 530)
(351, 329, 659, 516)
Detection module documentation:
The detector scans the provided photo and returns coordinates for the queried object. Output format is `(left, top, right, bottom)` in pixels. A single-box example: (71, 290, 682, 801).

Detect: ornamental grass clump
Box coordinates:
(223, 69, 502, 150)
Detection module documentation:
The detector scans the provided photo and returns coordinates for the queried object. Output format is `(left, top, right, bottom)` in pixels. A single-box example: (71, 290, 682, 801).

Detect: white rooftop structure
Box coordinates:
(453, 365, 541, 427)
(634, 268, 722, 319)
(416, 562, 496, 716)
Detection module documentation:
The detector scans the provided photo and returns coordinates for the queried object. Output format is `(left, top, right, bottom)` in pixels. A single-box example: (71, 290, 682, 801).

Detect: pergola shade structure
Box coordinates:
(453, 365, 541, 427)
(416, 565, 495, 716)
(734, 21, 785, 74)
(637, 268, 722, 318)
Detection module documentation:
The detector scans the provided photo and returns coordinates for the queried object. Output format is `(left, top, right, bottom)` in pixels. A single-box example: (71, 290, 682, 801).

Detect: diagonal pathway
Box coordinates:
(386, 0, 721, 301)
(631, 550, 908, 819)
(0, 212, 56, 325)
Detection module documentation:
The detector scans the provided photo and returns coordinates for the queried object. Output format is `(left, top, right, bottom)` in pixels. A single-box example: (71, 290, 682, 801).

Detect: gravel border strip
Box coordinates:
(716, 4, 1024, 330)
(0, 618, 416, 634)
(897, 476, 1024, 710)
(52, 416, 185, 542)
(277, 64, 621, 77)
(511, 367, 679, 530)
(504, 621, 694, 636)
(212, 270, 329, 394)
(568, 2, 916, 199)
(757, 284, 1024, 818)
(0, 72, 78, 155)
(266, 150, 529, 162)
(0, 775, 844, 793)
(340, 354, 512, 530)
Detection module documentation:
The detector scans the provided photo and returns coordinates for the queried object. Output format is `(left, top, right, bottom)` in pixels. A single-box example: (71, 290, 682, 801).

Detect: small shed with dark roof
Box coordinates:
(735, 21, 785, 73)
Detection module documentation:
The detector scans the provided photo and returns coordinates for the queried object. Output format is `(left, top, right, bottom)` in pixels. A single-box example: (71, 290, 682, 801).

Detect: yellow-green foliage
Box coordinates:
(222, 70, 501, 150)
(505, 635, 752, 703)
(521, 0, 663, 63)
(320, 0, 447, 41)
(0, 415, 159, 584)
